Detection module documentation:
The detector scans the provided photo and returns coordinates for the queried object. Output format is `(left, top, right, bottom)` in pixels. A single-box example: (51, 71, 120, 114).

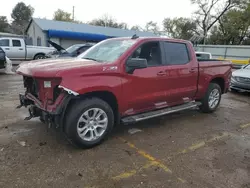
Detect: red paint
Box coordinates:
(16, 37, 232, 117)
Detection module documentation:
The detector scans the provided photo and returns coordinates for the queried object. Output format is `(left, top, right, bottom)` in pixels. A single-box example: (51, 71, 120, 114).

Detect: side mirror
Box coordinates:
(126, 58, 147, 74)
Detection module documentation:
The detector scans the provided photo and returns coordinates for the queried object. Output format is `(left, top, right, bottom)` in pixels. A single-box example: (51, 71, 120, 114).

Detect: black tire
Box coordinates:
(39, 116, 45, 123)
(199, 83, 222, 113)
(34, 54, 45, 60)
(64, 98, 114, 149)
(230, 88, 238, 93)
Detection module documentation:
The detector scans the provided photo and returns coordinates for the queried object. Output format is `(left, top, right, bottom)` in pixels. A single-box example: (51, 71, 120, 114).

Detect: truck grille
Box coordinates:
(235, 76, 250, 84)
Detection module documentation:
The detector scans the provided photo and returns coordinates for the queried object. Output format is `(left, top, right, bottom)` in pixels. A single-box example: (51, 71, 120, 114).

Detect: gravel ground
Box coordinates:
(0, 72, 250, 188)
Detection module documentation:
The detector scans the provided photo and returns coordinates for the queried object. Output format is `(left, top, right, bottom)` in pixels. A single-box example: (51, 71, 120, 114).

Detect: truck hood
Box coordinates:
(16, 58, 104, 77)
(232, 68, 250, 78)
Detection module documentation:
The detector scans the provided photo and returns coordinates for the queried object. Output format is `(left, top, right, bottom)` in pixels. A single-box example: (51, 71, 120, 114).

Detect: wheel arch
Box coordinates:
(33, 53, 45, 60)
(61, 90, 120, 131)
(210, 77, 225, 93)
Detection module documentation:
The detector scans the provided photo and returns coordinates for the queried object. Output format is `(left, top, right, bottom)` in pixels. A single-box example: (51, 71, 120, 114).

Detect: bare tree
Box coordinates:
(191, 0, 243, 44)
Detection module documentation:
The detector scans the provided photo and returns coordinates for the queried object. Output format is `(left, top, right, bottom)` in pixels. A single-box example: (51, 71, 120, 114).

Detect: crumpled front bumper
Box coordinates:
(17, 92, 70, 125)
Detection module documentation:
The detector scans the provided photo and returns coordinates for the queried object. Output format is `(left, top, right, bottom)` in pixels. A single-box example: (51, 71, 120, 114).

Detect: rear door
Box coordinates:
(161, 41, 198, 104)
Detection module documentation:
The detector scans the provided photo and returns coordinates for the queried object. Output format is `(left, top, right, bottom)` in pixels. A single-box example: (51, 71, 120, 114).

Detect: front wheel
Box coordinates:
(64, 98, 114, 149)
(34, 54, 45, 60)
(199, 83, 222, 113)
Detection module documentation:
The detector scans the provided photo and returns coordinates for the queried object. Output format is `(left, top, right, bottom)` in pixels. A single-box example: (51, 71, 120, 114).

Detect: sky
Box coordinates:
(1, 0, 196, 28)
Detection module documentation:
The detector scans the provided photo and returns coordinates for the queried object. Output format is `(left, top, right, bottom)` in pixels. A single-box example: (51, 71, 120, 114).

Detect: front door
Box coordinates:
(161, 41, 198, 105)
(121, 41, 169, 116)
(11, 39, 25, 60)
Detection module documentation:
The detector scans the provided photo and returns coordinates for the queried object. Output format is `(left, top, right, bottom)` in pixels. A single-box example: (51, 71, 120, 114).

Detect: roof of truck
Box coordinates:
(105, 36, 191, 43)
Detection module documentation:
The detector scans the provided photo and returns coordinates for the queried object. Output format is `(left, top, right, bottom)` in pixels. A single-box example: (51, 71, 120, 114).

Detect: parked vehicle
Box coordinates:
(0, 47, 6, 69)
(16, 36, 232, 148)
(230, 64, 250, 92)
(45, 40, 95, 58)
(195, 51, 212, 60)
(0, 37, 54, 60)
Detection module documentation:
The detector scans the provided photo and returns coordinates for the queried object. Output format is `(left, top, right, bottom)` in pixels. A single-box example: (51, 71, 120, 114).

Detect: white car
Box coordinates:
(195, 51, 212, 60)
(0, 37, 54, 60)
(230, 64, 250, 92)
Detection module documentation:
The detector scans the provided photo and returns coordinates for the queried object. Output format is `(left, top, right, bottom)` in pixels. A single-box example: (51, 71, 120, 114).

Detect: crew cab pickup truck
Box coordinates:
(16, 36, 232, 148)
(0, 37, 54, 60)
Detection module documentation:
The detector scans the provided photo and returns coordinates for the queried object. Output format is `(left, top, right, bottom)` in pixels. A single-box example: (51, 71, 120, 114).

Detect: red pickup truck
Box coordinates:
(16, 36, 232, 148)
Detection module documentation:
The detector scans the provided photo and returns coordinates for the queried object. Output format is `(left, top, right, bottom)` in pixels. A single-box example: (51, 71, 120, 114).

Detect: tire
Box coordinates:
(39, 116, 45, 123)
(64, 98, 114, 149)
(199, 83, 222, 113)
(230, 88, 238, 93)
(34, 54, 45, 60)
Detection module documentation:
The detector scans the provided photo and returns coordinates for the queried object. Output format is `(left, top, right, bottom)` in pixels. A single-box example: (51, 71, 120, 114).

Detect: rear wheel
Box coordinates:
(199, 83, 222, 113)
(64, 98, 114, 148)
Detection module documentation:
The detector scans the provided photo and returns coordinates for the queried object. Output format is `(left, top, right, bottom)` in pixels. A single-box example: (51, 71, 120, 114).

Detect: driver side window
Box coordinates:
(130, 41, 162, 67)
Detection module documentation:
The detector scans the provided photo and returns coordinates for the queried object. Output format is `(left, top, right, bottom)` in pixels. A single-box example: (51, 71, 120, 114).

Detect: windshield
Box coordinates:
(66, 44, 83, 53)
(244, 64, 250, 69)
(78, 39, 137, 62)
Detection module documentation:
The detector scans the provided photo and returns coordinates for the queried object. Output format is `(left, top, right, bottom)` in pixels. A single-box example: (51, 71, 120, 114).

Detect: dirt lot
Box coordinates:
(0, 72, 250, 188)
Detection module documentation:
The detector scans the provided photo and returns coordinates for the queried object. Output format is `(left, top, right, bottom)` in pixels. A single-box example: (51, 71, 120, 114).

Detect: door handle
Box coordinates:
(189, 68, 196, 73)
(157, 71, 166, 76)
(4, 48, 10, 50)
(19, 48, 23, 50)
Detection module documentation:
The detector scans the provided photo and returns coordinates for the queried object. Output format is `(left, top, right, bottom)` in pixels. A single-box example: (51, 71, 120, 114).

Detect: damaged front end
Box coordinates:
(17, 76, 76, 128)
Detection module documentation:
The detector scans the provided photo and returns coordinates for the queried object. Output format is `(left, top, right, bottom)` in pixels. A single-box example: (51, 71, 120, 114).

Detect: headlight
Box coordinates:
(231, 76, 237, 82)
(44, 81, 51, 88)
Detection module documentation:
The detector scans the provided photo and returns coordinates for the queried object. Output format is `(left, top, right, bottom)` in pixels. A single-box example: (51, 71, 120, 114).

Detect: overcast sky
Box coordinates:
(1, 0, 196, 28)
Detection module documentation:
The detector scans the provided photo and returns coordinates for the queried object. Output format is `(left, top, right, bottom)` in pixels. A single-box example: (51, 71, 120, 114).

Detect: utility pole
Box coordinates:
(72, 6, 75, 21)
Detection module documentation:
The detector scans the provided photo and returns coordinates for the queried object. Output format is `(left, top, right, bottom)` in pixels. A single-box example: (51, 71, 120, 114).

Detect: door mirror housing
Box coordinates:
(126, 58, 147, 74)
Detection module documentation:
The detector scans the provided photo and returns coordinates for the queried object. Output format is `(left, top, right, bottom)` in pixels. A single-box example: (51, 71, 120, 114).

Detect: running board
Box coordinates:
(121, 101, 201, 124)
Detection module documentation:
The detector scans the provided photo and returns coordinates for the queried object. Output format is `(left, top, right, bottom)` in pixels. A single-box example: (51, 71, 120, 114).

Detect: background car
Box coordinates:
(195, 51, 212, 60)
(0, 47, 6, 69)
(0, 37, 54, 60)
(46, 40, 95, 58)
(230, 64, 250, 92)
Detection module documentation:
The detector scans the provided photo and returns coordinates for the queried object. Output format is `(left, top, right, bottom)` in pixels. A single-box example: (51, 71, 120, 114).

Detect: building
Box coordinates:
(26, 18, 156, 48)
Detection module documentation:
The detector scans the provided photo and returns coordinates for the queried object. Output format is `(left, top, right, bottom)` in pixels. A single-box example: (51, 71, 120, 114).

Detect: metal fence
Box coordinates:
(195, 44, 250, 60)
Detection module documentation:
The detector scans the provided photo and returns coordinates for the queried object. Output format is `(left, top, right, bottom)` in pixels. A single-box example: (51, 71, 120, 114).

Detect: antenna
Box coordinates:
(72, 6, 75, 21)
(131, 34, 139, 39)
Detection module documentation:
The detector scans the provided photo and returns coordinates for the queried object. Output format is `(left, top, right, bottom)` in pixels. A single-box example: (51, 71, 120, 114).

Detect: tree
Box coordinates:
(191, 0, 243, 44)
(53, 9, 72, 22)
(11, 2, 34, 35)
(0, 16, 9, 32)
(131, 25, 143, 31)
(145, 21, 160, 34)
(208, 3, 250, 44)
(163, 17, 198, 39)
(88, 14, 128, 29)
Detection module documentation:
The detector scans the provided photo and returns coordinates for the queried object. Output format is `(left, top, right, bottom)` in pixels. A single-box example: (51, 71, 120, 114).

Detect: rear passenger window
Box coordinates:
(12, 40, 21, 47)
(163, 42, 189, 65)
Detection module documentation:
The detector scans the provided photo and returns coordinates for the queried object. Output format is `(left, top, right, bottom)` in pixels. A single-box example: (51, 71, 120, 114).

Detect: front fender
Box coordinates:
(59, 75, 123, 102)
